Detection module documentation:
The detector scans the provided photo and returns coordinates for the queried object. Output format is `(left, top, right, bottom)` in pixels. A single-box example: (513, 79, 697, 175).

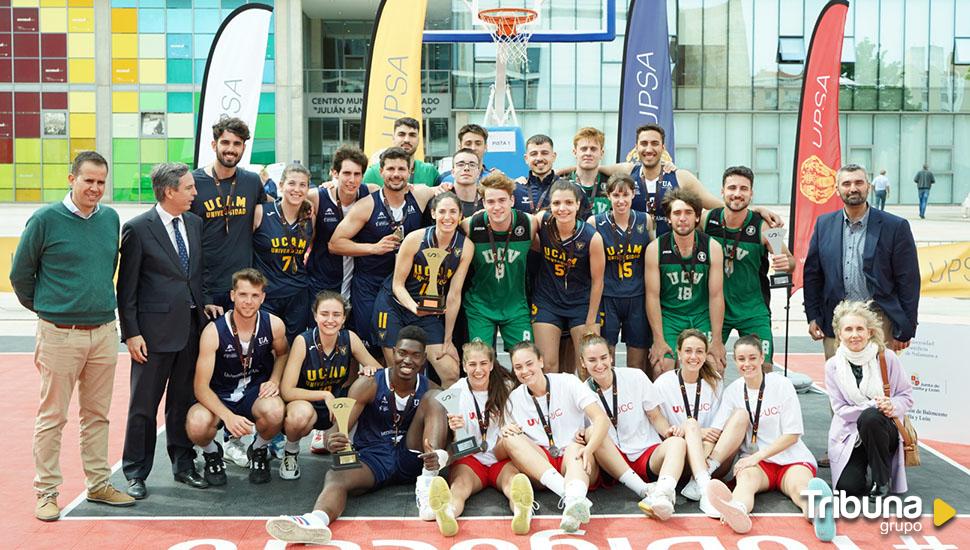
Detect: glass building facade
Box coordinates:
(2, 0, 967, 205)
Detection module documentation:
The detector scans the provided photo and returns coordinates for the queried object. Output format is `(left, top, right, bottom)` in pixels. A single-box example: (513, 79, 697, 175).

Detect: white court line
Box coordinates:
(61, 425, 166, 517)
(919, 440, 970, 477)
(59, 513, 970, 522)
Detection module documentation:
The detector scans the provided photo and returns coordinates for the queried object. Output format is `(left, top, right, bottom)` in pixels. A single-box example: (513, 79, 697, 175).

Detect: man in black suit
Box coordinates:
(117, 162, 209, 498)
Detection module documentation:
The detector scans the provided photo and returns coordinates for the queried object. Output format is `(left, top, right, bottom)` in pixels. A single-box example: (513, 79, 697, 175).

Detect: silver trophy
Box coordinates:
(436, 387, 480, 459)
(764, 228, 792, 288)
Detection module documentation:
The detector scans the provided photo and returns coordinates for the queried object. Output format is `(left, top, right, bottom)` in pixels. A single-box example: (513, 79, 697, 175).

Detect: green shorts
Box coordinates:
(662, 313, 712, 359)
(466, 308, 532, 353)
(722, 316, 774, 366)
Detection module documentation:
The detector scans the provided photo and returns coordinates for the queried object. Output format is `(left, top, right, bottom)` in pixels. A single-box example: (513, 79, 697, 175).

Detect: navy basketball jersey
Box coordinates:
(252, 201, 312, 299)
(630, 163, 679, 235)
(307, 185, 369, 292)
(595, 210, 651, 297)
(534, 215, 597, 307)
(353, 190, 424, 292)
(298, 327, 353, 409)
(353, 368, 430, 448)
(211, 310, 276, 400)
(382, 226, 466, 300)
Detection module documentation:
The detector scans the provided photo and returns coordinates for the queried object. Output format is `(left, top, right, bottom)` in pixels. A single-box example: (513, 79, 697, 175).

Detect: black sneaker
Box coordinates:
(203, 441, 228, 486)
(248, 443, 271, 484)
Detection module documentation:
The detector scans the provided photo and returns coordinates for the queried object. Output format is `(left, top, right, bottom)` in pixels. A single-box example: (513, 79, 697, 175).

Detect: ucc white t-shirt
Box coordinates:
(654, 370, 723, 428)
(454, 377, 511, 466)
(587, 367, 663, 461)
(713, 372, 816, 467)
(507, 373, 598, 451)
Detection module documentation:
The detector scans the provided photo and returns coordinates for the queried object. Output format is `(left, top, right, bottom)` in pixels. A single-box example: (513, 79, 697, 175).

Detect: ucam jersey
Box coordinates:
(210, 310, 275, 402)
(353, 189, 424, 293)
(507, 373, 598, 451)
(354, 368, 430, 449)
(455, 378, 512, 467)
(712, 372, 816, 467)
(586, 368, 663, 461)
(653, 370, 723, 428)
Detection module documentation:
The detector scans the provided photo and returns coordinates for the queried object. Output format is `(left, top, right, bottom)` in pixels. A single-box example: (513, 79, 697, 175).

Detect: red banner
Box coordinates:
(788, 0, 849, 293)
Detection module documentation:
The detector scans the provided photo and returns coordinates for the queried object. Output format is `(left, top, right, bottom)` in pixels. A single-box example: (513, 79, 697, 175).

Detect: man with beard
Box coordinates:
(190, 117, 267, 318)
(589, 124, 781, 235)
(644, 188, 725, 378)
(329, 148, 439, 351)
(264, 326, 449, 545)
(516, 134, 588, 214)
(701, 166, 794, 371)
(363, 117, 440, 186)
(804, 164, 919, 359)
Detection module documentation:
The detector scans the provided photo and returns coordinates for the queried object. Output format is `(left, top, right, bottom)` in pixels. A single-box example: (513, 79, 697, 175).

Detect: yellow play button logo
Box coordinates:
(934, 498, 956, 527)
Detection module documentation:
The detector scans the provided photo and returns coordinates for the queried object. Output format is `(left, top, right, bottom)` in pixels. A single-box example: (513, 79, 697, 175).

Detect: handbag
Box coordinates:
(879, 353, 920, 467)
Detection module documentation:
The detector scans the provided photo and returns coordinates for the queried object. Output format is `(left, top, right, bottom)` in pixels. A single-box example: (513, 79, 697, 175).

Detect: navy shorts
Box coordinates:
(531, 297, 599, 331)
(262, 289, 309, 344)
(602, 295, 651, 348)
(372, 288, 445, 348)
(351, 279, 383, 348)
(218, 383, 262, 422)
(357, 442, 424, 487)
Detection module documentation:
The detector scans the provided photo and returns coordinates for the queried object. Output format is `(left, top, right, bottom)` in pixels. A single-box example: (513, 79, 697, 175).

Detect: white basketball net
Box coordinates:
(480, 11, 536, 69)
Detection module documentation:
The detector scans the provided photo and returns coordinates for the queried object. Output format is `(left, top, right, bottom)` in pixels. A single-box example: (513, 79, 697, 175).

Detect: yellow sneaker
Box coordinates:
(428, 476, 458, 537)
(87, 484, 136, 507)
(510, 473, 535, 535)
(35, 493, 59, 522)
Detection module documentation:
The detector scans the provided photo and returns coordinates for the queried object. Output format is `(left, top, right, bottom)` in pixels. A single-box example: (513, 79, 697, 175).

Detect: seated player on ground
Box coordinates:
(427, 342, 536, 537)
(705, 335, 835, 541)
(277, 290, 382, 480)
(653, 329, 745, 517)
(502, 341, 610, 533)
(577, 334, 686, 520)
(264, 326, 448, 545)
(186, 268, 289, 486)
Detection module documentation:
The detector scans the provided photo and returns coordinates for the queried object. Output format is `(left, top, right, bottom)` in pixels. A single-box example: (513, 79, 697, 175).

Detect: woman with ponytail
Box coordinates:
(253, 162, 315, 343)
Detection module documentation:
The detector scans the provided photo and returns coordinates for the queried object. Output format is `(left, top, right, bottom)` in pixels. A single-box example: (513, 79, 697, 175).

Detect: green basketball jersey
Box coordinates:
(703, 208, 770, 324)
(658, 231, 712, 321)
(464, 210, 533, 319)
(567, 172, 611, 216)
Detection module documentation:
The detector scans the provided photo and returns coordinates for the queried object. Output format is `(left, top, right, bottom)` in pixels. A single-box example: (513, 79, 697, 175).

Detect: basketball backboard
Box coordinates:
(423, 0, 616, 43)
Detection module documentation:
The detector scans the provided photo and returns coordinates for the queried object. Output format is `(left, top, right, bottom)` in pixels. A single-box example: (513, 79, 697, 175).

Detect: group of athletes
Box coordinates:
(182, 116, 837, 544)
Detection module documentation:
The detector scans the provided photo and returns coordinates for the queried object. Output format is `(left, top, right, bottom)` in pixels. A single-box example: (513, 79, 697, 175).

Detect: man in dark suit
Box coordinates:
(804, 163, 920, 360)
(117, 162, 209, 498)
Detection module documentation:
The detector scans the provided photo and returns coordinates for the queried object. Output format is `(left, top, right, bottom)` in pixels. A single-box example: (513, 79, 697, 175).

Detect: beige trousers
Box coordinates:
(33, 319, 118, 495)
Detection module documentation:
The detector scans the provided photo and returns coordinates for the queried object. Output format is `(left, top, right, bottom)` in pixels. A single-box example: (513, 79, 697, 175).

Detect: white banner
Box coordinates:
(305, 93, 451, 119)
(195, 4, 273, 168)
(900, 322, 969, 445)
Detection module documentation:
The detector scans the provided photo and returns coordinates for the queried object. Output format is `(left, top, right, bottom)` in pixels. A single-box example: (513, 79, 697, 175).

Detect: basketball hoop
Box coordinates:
(478, 7, 537, 67)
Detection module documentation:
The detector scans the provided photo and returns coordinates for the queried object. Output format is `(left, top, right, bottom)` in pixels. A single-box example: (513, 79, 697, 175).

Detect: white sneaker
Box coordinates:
(415, 475, 435, 521)
(279, 451, 300, 480)
(559, 496, 591, 533)
(510, 473, 535, 535)
(638, 487, 675, 521)
(699, 492, 720, 518)
(310, 430, 329, 455)
(224, 436, 250, 468)
(706, 479, 751, 534)
(681, 478, 701, 501)
(265, 515, 331, 544)
(428, 476, 459, 536)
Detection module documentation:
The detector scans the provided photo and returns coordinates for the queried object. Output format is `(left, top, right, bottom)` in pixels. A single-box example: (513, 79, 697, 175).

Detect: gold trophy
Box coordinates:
(330, 397, 361, 470)
(416, 248, 448, 314)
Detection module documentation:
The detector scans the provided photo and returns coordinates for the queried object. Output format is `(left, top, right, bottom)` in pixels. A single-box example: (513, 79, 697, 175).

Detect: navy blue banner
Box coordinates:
(617, 0, 675, 162)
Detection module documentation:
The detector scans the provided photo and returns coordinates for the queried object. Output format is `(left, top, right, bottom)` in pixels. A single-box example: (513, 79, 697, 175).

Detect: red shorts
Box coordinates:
(758, 461, 817, 491)
(625, 443, 661, 482)
(454, 455, 512, 489)
(541, 446, 566, 474)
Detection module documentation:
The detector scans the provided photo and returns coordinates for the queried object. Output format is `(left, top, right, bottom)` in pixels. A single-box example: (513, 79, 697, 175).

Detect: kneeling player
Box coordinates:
(278, 291, 382, 480)
(186, 269, 289, 486)
(579, 334, 685, 520)
(428, 342, 535, 537)
(502, 342, 610, 533)
(265, 326, 449, 545)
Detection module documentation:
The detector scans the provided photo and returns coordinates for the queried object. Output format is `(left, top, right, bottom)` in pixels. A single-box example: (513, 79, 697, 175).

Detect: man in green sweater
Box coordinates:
(9, 151, 135, 521)
(362, 116, 440, 186)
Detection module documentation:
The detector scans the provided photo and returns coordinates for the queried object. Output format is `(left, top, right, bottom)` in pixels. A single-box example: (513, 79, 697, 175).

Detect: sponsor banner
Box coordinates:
(918, 242, 970, 298)
(787, 0, 848, 293)
(360, 0, 428, 160)
(902, 322, 970, 444)
(194, 4, 273, 168)
(616, 0, 675, 162)
(307, 93, 450, 119)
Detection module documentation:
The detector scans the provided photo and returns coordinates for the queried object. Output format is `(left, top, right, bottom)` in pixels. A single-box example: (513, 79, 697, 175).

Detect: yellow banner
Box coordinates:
(919, 242, 970, 297)
(0, 237, 17, 292)
(361, 0, 428, 161)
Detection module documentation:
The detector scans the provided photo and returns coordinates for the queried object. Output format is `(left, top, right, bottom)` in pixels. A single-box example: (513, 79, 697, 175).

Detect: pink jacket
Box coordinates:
(824, 349, 913, 493)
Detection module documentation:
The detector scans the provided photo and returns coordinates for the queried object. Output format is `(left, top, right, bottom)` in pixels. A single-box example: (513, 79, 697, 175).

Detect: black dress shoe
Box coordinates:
(127, 479, 147, 499)
(174, 469, 210, 489)
(869, 482, 890, 498)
